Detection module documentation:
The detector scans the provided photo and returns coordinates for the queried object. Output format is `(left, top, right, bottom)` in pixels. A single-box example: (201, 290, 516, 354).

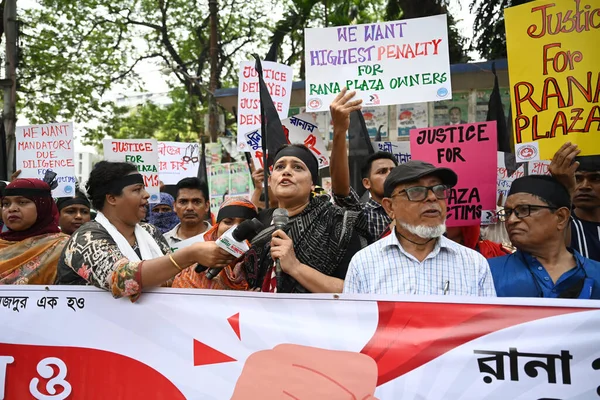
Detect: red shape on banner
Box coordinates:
(0, 343, 185, 399)
(193, 339, 236, 366)
(361, 302, 589, 386)
(228, 313, 241, 340)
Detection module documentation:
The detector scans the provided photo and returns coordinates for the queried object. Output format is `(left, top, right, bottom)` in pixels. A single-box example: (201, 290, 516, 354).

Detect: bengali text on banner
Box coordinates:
(243, 113, 329, 170)
(158, 141, 200, 185)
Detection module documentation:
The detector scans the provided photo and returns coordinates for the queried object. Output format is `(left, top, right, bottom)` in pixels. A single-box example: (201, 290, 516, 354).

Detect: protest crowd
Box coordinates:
(1, 1, 599, 396)
(1, 86, 599, 301)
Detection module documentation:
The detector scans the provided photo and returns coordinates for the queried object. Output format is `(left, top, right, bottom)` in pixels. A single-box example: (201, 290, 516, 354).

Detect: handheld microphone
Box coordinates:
(272, 208, 289, 284)
(204, 218, 265, 279)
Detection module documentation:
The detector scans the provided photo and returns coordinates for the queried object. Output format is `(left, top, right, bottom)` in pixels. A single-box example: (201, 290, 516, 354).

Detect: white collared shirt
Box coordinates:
(163, 221, 211, 247)
(343, 232, 496, 296)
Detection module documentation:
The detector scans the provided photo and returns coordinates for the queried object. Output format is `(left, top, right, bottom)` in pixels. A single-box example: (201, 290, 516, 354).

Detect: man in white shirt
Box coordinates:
(343, 161, 496, 296)
(163, 177, 211, 249)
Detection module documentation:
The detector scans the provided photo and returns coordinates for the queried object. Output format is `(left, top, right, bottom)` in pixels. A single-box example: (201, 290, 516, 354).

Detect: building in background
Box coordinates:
(75, 150, 101, 187)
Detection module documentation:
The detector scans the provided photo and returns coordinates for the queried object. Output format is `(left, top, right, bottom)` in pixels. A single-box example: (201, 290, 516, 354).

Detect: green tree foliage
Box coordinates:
(266, 0, 469, 78)
(83, 88, 200, 145)
(18, 0, 274, 144)
(384, 0, 469, 63)
(265, 0, 386, 78)
(19, 0, 471, 146)
(469, 0, 534, 60)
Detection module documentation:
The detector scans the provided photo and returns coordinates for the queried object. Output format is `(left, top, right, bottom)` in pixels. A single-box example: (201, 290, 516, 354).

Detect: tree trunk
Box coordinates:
(208, 0, 219, 143)
(3, 0, 16, 179)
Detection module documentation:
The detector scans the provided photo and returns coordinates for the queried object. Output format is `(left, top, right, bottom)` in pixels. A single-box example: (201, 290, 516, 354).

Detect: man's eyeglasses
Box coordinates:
(496, 204, 556, 222)
(391, 184, 448, 202)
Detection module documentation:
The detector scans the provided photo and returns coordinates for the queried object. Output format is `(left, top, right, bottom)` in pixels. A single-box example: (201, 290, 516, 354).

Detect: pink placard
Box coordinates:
(409, 121, 497, 227)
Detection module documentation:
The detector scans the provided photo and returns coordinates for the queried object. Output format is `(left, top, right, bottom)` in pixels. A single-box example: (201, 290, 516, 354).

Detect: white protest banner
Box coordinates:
(237, 60, 294, 150)
(363, 107, 388, 138)
(481, 152, 526, 225)
(528, 159, 552, 176)
(1, 287, 599, 399)
(158, 141, 200, 185)
(244, 113, 329, 170)
(304, 15, 452, 112)
(103, 138, 160, 203)
(15, 122, 76, 197)
(373, 141, 411, 164)
(397, 102, 429, 137)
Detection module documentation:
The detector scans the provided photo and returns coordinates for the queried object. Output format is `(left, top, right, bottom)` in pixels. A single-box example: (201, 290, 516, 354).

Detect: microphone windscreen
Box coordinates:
(231, 218, 265, 242)
(272, 208, 289, 230)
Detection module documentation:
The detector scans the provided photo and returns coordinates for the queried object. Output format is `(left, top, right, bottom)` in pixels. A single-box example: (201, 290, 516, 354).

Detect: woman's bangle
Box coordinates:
(168, 254, 183, 272)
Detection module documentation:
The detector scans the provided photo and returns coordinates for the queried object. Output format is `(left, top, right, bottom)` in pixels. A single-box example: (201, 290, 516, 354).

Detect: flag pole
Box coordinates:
(254, 54, 269, 208)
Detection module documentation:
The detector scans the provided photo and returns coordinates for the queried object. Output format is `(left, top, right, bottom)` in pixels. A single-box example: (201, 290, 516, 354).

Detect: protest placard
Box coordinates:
(528, 159, 552, 176)
(237, 60, 294, 150)
(304, 15, 451, 112)
(208, 162, 253, 210)
(505, 0, 600, 162)
(481, 152, 526, 225)
(243, 113, 329, 170)
(373, 141, 411, 164)
(397, 103, 429, 137)
(158, 142, 200, 185)
(103, 139, 160, 203)
(410, 122, 497, 226)
(15, 122, 76, 197)
(362, 107, 388, 138)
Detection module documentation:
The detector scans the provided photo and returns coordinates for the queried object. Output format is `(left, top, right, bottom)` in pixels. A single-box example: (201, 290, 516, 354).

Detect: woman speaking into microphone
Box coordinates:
(244, 144, 370, 293)
(55, 161, 235, 301)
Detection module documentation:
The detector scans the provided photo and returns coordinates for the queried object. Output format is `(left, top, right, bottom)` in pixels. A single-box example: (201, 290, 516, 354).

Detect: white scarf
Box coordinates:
(95, 212, 164, 261)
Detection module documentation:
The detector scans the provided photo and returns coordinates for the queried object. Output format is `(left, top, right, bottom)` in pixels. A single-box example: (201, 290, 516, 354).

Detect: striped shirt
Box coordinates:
(334, 188, 391, 240)
(343, 231, 496, 296)
(570, 215, 600, 262)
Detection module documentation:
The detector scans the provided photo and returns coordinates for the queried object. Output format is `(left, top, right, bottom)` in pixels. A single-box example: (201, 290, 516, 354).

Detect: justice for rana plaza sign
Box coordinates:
(505, 0, 600, 162)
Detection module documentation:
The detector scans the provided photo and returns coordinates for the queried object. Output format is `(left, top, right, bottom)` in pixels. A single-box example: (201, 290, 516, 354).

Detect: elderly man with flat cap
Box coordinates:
(489, 175, 600, 299)
(343, 160, 496, 296)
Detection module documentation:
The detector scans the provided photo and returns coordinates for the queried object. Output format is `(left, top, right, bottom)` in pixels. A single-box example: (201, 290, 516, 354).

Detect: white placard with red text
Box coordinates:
(158, 141, 200, 185)
(244, 113, 329, 170)
(237, 60, 294, 151)
(1, 287, 599, 399)
(103, 138, 160, 203)
(15, 122, 76, 197)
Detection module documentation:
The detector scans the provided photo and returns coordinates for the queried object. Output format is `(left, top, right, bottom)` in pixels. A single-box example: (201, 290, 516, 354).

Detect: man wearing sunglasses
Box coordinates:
(343, 160, 496, 296)
(489, 175, 600, 299)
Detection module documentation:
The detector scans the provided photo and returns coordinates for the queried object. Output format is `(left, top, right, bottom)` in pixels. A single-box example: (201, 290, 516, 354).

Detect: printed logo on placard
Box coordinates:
(436, 87, 449, 98)
(307, 98, 322, 110)
(518, 144, 538, 161)
(150, 194, 159, 203)
(365, 94, 380, 106)
(64, 185, 73, 195)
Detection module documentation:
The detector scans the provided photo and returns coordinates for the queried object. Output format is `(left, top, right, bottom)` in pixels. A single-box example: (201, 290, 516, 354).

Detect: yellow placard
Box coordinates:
(505, 0, 600, 162)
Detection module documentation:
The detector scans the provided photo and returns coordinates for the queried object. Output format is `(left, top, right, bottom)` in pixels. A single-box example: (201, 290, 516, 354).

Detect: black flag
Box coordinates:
(487, 61, 518, 175)
(253, 54, 288, 206)
(348, 110, 375, 197)
(487, 62, 511, 153)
